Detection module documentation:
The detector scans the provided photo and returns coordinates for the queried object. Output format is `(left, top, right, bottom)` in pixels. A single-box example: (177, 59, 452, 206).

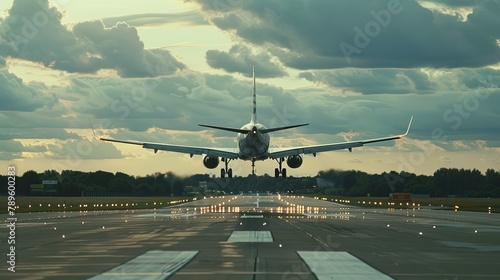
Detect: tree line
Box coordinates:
(317, 168, 500, 198)
(1, 167, 499, 198)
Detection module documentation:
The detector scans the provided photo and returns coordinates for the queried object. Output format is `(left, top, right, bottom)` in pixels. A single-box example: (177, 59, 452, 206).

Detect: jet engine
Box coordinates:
(286, 155, 303, 169)
(203, 156, 219, 169)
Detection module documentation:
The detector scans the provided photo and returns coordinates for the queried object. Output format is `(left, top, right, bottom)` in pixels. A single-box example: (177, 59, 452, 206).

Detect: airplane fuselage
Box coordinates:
(237, 123, 270, 160)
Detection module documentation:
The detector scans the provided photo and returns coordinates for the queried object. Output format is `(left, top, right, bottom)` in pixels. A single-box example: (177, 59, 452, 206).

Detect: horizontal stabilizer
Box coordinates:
(198, 124, 250, 134)
(199, 123, 309, 134)
(261, 123, 309, 134)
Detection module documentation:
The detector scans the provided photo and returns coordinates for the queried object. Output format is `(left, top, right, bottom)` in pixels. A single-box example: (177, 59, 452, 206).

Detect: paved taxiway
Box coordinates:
(2, 195, 500, 279)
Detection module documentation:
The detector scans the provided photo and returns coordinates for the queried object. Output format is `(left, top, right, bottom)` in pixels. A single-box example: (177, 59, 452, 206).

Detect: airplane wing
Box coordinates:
(268, 116, 412, 159)
(98, 137, 239, 159)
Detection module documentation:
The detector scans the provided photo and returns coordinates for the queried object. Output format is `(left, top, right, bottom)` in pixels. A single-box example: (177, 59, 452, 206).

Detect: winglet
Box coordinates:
(401, 116, 413, 137)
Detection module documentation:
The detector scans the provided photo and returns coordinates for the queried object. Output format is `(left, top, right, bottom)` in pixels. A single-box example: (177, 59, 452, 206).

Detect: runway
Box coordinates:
(2, 195, 500, 279)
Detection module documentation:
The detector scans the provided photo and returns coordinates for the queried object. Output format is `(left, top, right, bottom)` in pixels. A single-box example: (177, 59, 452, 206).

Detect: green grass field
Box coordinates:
(0, 196, 203, 214)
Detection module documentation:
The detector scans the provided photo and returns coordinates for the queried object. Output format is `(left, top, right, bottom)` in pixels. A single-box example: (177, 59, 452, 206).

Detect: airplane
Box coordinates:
(99, 67, 412, 178)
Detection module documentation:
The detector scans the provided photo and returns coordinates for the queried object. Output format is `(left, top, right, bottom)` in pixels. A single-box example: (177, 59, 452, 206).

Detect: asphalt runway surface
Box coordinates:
(1, 194, 500, 279)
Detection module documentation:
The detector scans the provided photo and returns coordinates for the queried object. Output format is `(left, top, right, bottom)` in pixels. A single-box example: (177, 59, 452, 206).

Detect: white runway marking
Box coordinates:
(304, 213, 355, 218)
(227, 231, 273, 242)
(88, 250, 198, 280)
(297, 251, 393, 280)
(240, 214, 264, 218)
(135, 213, 197, 217)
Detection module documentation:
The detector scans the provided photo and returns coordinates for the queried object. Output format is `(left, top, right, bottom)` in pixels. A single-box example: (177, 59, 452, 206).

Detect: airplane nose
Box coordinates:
(252, 126, 257, 135)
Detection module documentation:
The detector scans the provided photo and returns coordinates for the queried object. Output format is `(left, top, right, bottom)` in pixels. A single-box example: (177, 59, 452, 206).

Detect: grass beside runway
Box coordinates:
(0, 196, 203, 214)
(303, 194, 500, 213)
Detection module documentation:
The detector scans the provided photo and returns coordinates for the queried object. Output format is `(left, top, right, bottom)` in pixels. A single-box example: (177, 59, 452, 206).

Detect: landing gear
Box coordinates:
(251, 159, 256, 176)
(274, 158, 287, 178)
(220, 158, 233, 178)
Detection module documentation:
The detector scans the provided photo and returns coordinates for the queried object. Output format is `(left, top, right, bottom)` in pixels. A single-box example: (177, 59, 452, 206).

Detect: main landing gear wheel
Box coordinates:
(274, 158, 287, 178)
(220, 158, 233, 178)
(220, 168, 233, 178)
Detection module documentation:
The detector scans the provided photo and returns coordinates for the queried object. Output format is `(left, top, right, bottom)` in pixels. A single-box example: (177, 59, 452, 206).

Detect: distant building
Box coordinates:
(30, 180, 58, 196)
(42, 180, 58, 195)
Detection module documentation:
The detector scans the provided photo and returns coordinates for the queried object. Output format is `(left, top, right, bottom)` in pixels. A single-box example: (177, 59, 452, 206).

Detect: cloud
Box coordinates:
(0, 56, 5, 68)
(0, 127, 81, 141)
(0, 0, 185, 77)
(72, 20, 186, 77)
(432, 0, 476, 8)
(299, 68, 500, 95)
(190, 0, 500, 69)
(0, 70, 58, 111)
(45, 138, 123, 160)
(299, 69, 433, 94)
(0, 137, 123, 161)
(101, 11, 208, 28)
(0, 139, 47, 153)
(206, 44, 287, 78)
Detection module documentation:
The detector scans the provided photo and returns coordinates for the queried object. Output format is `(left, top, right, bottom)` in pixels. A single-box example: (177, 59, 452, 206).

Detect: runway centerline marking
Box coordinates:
(297, 251, 393, 280)
(135, 213, 198, 217)
(240, 214, 264, 218)
(88, 250, 198, 280)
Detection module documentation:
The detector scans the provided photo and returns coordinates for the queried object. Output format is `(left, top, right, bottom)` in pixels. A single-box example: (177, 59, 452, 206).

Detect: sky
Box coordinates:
(0, 0, 499, 178)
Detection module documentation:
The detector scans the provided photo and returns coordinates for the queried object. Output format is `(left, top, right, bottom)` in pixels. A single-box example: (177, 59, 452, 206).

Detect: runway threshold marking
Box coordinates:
(227, 231, 273, 242)
(88, 250, 199, 280)
(297, 251, 393, 280)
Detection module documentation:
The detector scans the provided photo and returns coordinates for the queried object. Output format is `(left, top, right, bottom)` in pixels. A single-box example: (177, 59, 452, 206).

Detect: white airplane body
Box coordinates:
(99, 68, 412, 178)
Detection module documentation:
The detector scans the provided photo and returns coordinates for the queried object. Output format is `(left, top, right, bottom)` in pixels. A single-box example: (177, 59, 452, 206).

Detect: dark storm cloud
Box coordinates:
(0, 0, 185, 77)
(299, 69, 433, 94)
(299, 68, 500, 95)
(190, 0, 500, 69)
(0, 70, 57, 111)
(58, 65, 499, 143)
(0, 0, 77, 67)
(206, 44, 287, 78)
(63, 70, 303, 133)
(72, 21, 185, 77)
(101, 11, 208, 28)
(466, 1, 500, 39)
(68, 74, 198, 127)
(0, 56, 6, 68)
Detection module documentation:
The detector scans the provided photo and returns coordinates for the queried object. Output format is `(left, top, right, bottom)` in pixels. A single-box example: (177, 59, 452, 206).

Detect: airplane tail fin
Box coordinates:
(198, 67, 309, 135)
(251, 66, 257, 124)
